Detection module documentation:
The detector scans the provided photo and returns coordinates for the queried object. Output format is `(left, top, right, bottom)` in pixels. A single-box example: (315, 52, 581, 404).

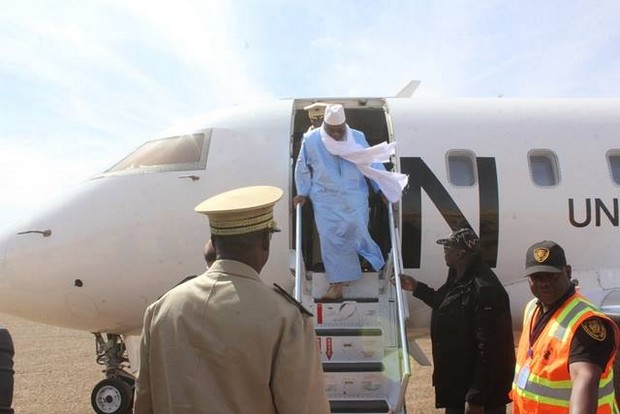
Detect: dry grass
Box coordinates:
(3, 312, 101, 413)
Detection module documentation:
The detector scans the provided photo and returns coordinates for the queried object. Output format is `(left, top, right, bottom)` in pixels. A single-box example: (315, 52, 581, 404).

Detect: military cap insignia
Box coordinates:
(581, 318, 606, 341)
(273, 283, 313, 317)
(533, 248, 550, 263)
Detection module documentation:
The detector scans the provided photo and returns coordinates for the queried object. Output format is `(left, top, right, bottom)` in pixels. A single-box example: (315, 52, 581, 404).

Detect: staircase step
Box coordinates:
(329, 399, 390, 413)
(315, 297, 379, 304)
(323, 362, 384, 372)
(324, 369, 387, 398)
(312, 273, 380, 299)
(311, 301, 382, 328)
(316, 328, 382, 337)
(316, 329, 384, 363)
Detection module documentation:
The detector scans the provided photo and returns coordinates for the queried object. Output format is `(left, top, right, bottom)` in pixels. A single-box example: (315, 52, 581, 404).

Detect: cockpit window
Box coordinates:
(104, 131, 210, 174)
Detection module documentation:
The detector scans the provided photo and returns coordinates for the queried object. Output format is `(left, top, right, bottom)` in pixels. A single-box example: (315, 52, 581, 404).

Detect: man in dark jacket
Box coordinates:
(400, 228, 515, 414)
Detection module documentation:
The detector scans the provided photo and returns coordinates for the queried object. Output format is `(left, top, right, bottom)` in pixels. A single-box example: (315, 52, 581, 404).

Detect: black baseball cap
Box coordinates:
(436, 228, 480, 252)
(525, 240, 567, 276)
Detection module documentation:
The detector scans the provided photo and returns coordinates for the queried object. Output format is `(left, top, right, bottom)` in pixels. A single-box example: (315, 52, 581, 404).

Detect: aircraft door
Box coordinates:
(290, 100, 394, 272)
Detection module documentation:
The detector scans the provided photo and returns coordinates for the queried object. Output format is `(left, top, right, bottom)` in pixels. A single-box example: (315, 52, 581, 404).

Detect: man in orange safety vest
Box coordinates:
(512, 240, 619, 413)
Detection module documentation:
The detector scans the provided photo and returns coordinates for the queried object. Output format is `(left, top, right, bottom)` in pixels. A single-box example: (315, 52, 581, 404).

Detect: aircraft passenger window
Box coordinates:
(103, 132, 209, 174)
(447, 152, 475, 186)
(528, 151, 559, 186)
(608, 152, 620, 185)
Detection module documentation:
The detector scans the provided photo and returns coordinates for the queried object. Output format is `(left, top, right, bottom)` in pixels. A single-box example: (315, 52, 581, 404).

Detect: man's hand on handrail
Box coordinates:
(397, 273, 418, 293)
(293, 195, 307, 206)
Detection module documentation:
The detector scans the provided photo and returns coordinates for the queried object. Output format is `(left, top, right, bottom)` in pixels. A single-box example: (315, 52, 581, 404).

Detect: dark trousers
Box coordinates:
(445, 405, 506, 414)
(0, 327, 14, 414)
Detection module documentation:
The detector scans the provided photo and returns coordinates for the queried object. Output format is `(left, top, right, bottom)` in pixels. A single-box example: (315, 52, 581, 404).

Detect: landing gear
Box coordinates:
(91, 333, 135, 414)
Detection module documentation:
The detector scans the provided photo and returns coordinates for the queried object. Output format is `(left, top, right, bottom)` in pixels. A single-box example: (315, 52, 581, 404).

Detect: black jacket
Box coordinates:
(413, 255, 515, 408)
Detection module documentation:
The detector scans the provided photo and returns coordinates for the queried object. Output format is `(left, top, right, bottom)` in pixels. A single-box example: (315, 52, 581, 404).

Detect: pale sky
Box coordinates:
(1, 0, 620, 234)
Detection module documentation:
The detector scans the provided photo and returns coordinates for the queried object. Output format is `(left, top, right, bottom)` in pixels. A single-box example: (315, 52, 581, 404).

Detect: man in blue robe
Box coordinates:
(294, 104, 387, 300)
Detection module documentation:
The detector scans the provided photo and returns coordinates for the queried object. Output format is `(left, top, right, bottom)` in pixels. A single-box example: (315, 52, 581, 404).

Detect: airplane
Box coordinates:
(0, 81, 619, 413)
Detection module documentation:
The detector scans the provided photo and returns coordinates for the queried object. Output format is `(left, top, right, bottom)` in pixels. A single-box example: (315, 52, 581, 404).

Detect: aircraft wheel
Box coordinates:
(91, 378, 133, 414)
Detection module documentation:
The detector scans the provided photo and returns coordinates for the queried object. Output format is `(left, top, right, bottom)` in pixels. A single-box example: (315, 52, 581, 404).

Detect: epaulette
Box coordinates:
(273, 283, 313, 317)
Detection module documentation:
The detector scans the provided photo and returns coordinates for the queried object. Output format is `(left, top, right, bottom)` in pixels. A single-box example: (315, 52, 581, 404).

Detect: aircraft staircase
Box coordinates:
(293, 204, 411, 414)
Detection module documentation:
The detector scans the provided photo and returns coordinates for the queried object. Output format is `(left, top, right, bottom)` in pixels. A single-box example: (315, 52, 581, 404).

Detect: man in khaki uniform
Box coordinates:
(304, 102, 328, 131)
(134, 186, 330, 414)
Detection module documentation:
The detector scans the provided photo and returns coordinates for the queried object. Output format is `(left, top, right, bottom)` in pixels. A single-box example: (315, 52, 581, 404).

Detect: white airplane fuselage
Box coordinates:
(0, 97, 619, 337)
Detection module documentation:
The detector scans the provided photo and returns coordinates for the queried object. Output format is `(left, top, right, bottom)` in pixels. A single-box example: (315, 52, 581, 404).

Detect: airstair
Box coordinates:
(293, 203, 411, 414)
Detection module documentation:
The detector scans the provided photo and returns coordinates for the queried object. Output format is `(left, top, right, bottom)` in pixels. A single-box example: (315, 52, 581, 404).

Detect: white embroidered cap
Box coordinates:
(324, 104, 346, 126)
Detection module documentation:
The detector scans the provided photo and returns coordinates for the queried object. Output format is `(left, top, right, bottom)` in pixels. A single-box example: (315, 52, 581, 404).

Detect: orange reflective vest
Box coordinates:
(512, 292, 619, 413)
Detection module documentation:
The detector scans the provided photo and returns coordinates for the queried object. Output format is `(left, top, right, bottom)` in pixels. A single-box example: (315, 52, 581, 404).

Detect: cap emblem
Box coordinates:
(533, 248, 550, 263)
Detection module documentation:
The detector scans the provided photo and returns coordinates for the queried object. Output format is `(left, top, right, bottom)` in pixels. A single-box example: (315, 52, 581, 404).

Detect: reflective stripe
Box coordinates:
(525, 383, 570, 403)
(523, 300, 537, 328)
(515, 374, 616, 409)
(513, 385, 569, 408)
(513, 362, 521, 381)
(597, 377, 616, 399)
(518, 371, 571, 399)
(550, 298, 592, 340)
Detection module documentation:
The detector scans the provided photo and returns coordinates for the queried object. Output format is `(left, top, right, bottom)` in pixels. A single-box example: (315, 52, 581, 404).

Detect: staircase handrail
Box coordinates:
(388, 202, 411, 412)
(294, 204, 303, 301)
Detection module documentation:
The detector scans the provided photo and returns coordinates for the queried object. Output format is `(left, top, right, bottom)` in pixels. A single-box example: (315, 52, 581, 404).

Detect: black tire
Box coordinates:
(91, 378, 133, 414)
(119, 375, 135, 389)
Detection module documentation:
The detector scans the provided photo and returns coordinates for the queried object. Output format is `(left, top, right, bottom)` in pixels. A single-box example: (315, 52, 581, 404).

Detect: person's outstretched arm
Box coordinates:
(399, 273, 443, 308)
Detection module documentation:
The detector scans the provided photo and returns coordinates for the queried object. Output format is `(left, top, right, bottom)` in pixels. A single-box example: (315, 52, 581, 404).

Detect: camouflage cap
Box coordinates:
(436, 228, 480, 252)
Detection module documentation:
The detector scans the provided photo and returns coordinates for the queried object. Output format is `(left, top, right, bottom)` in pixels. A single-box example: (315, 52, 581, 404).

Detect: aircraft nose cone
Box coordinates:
(0, 229, 14, 295)
(0, 229, 10, 268)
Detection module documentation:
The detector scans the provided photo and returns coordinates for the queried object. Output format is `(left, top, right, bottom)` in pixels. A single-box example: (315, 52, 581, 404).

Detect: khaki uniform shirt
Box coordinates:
(134, 260, 329, 414)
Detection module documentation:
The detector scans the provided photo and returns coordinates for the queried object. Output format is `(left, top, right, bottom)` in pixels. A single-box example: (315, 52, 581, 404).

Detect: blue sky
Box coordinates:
(1, 0, 620, 233)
